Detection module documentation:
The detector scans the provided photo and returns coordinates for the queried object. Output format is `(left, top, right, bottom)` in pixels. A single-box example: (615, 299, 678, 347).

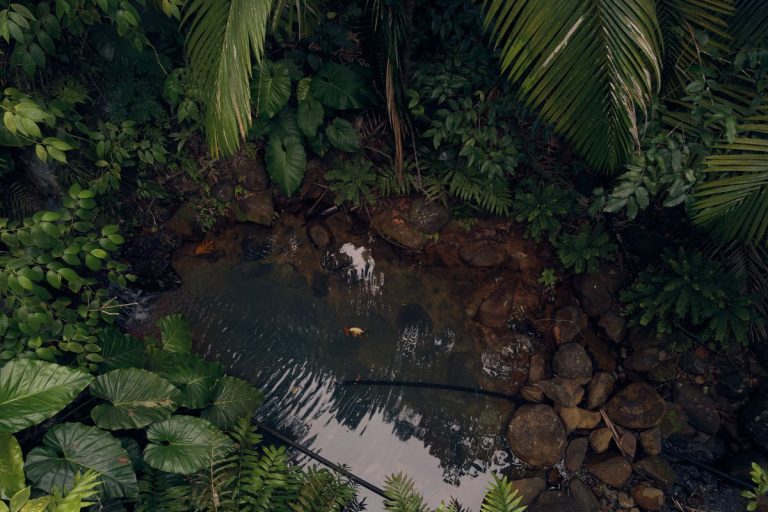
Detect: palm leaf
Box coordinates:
(183, 0, 273, 157)
(481, 0, 663, 171)
(731, 0, 768, 45)
(692, 136, 768, 245)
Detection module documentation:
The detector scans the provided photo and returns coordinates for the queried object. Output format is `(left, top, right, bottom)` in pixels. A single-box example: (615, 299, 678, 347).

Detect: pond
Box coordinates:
(138, 218, 537, 510)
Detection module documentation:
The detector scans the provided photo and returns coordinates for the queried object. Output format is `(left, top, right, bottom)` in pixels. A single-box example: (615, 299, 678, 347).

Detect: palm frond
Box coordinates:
(731, 0, 768, 45)
(480, 0, 663, 171)
(692, 136, 768, 245)
(182, 0, 273, 157)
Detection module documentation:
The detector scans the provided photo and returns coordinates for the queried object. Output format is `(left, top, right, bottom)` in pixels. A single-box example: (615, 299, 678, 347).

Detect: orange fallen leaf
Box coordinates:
(194, 240, 216, 256)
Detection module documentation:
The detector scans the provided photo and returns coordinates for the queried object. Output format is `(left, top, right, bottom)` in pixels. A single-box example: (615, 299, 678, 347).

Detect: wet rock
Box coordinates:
(233, 155, 269, 191)
(635, 456, 676, 489)
(529, 486, 598, 512)
(590, 428, 613, 453)
(306, 221, 334, 248)
(371, 209, 426, 250)
(739, 391, 768, 450)
(241, 229, 273, 261)
(538, 378, 584, 408)
(647, 358, 677, 383)
(619, 431, 637, 460)
(397, 303, 433, 334)
(565, 437, 589, 472)
(507, 405, 566, 468)
(569, 478, 601, 512)
(673, 383, 721, 435)
(659, 402, 696, 439)
(557, 407, 601, 432)
(598, 311, 626, 342)
(587, 455, 633, 487)
(510, 477, 546, 506)
(311, 271, 329, 297)
(166, 202, 204, 241)
(213, 181, 235, 202)
(587, 372, 615, 409)
(553, 343, 593, 384)
(528, 352, 549, 383)
(624, 348, 661, 373)
(121, 233, 182, 291)
(582, 330, 617, 372)
(476, 280, 516, 327)
(553, 306, 588, 343)
(320, 248, 352, 272)
(236, 191, 274, 225)
(459, 241, 507, 268)
(617, 492, 635, 508)
(408, 197, 450, 234)
(605, 382, 666, 429)
(639, 427, 662, 456)
(632, 485, 664, 511)
(573, 274, 613, 316)
(521, 385, 544, 402)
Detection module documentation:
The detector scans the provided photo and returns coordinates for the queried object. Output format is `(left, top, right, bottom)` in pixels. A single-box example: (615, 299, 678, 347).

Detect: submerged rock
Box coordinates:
(397, 303, 433, 334)
(476, 280, 516, 327)
(529, 479, 600, 512)
(459, 241, 507, 268)
(507, 404, 566, 468)
(605, 382, 665, 429)
(306, 221, 334, 248)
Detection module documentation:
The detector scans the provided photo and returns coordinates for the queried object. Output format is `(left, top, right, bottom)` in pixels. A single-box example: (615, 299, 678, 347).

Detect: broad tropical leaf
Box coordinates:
(481, 0, 663, 170)
(201, 376, 263, 430)
(0, 435, 24, 499)
(183, 0, 273, 156)
(265, 134, 307, 195)
(310, 63, 369, 110)
(157, 314, 192, 354)
(325, 118, 360, 152)
(297, 94, 324, 138)
(147, 351, 224, 409)
(252, 59, 292, 119)
(25, 422, 138, 499)
(89, 368, 183, 430)
(693, 137, 768, 245)
(97, 328, 145, 373)
(0, 360, 92, 434)
(143, 416, 235, 475)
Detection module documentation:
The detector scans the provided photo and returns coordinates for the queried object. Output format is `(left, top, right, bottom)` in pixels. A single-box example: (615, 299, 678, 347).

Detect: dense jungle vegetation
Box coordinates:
(1, 0, 768, 510)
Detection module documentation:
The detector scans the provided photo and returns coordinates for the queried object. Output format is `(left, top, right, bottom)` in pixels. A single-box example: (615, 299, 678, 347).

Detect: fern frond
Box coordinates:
(52, 470, 101, 512)
(290, 466, 358, 512)
(137, 469, 192, 512)
(383, 473, 428, 512)
(479, 475, 526, 512)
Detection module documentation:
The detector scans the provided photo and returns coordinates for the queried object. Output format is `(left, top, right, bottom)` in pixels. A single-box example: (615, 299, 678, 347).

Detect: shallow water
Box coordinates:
(141, 227, 534, 510)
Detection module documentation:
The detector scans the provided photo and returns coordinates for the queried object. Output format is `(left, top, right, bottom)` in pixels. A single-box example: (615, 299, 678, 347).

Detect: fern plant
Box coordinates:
(621, 248, 762, 346)
(512, 181, 577, 242)
(555, 224, 617, 274)
(326, 158, 378, 208)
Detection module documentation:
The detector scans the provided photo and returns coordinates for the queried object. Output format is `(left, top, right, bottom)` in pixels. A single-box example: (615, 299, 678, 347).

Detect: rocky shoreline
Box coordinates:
(124, 155, 768, 512)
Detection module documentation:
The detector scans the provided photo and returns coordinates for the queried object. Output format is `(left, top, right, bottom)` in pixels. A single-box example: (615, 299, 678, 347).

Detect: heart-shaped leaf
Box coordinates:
(265, 134, 307, 196)
(148, 351, 224, 409)
(201, 377, 263, 430)
(25, 423, 137, 499)
(298, 95, 324, 138)
(97, 328, 144, 373)
(0, 435, 24, 499)
(157, 314, 191, 354)
(310, 63, 369, 110)
(252, 60, 292, 119)
(89, 368, 182, 430)
(0, 359, 92, 434)
(143, 416, 235, 475)
(326, 118, 360, 152)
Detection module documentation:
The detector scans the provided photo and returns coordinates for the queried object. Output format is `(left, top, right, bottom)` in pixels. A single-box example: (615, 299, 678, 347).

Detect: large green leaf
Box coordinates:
(183, 0, 272, 156)
(481, 0, 663, 171)
(97, 328, 145, 373)
(252, 59, 292, 119)
(297, 95, 325, 138)
(89, 369, 183, 430)
(201, 376, 263, 430)
(157, 314, 192, 354)
(265, 134, 307, 196)
(0, 435, 24, 499)
(310, 63, 368, 110)
(25, 423, 138, 499)
(143, 416, 235, 475)
(325, 118, 360, 153)
(148, 351, 225, 409)
(0, 360, 92, 434)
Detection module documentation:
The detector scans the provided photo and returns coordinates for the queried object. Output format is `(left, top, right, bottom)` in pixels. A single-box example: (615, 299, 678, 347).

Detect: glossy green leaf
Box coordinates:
(201, 376, 263, 430)
(148, 351, 224, 409)
(25, 422, 137, 498)
(252, 59, 291, 119)
(325, 118, 359, 152)
(297, 94, 324, 138)
(310, 63, 368, 110)
(0, 360, 92, 434)
(97, 328, 145, 373)
(157, 314, 191, 354)
(89, 368, 182, 430)
(143, 416, 235, 475)
(0, 435, 24, 499)
(265, 134, 306, 196)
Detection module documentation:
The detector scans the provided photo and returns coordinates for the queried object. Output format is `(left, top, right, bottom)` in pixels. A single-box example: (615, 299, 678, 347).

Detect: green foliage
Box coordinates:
(201, 376, 263, 431)
(326, 157, 378, 208)
(0, 186, 133, 367)
(621, 248, 761, 346)
(0, 435, 24, 499)
(50, 470, 101, 512)
(743, 462, 768, 512)
(480, 474, 525, 512)
(512, 181, 576, 242)
(157, 314, 192, 354)
(266, 134, 307, 195)
(325, 118, 360, 152)
(555, 224, 617, 275)
(310, 63, 370, 110)
(253, 60, 292, 119)
(537, 268, 558, 291)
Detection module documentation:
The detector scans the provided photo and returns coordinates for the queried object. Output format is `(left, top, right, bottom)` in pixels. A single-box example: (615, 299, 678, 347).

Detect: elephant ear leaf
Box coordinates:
(0, 359, 92, 434)
(298, 94, 324, 138)
(201, 376, 263, 430)
(252, 59, 292, 119)
(0, 435, 24, 499)
(143, 416, 235, 475)
(326, 118, 360, 152)
(97, 328, 144, 373)
(157, 314, 192, 354)
(25, 422, 138, 499)
(147, 351, 224, 409)
(89, 368, 183, 430)
(265, 134, 307, 196)
(310, 63, 369, 110)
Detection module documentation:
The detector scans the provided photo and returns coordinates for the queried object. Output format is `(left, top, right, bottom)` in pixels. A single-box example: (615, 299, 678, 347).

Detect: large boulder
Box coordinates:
(507, 405, 566, 468)
(674, 383, 721, 435)
(553, 343, 593, 383)
(166, 202, 204, 241)
(573, 273, 613, 316)
(236, 191, 274, 225)
(605, 382, 666, 429)
(371, 209, 427, 250)
(459, 241, 508, 268)
(408, 197, 450, 234)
